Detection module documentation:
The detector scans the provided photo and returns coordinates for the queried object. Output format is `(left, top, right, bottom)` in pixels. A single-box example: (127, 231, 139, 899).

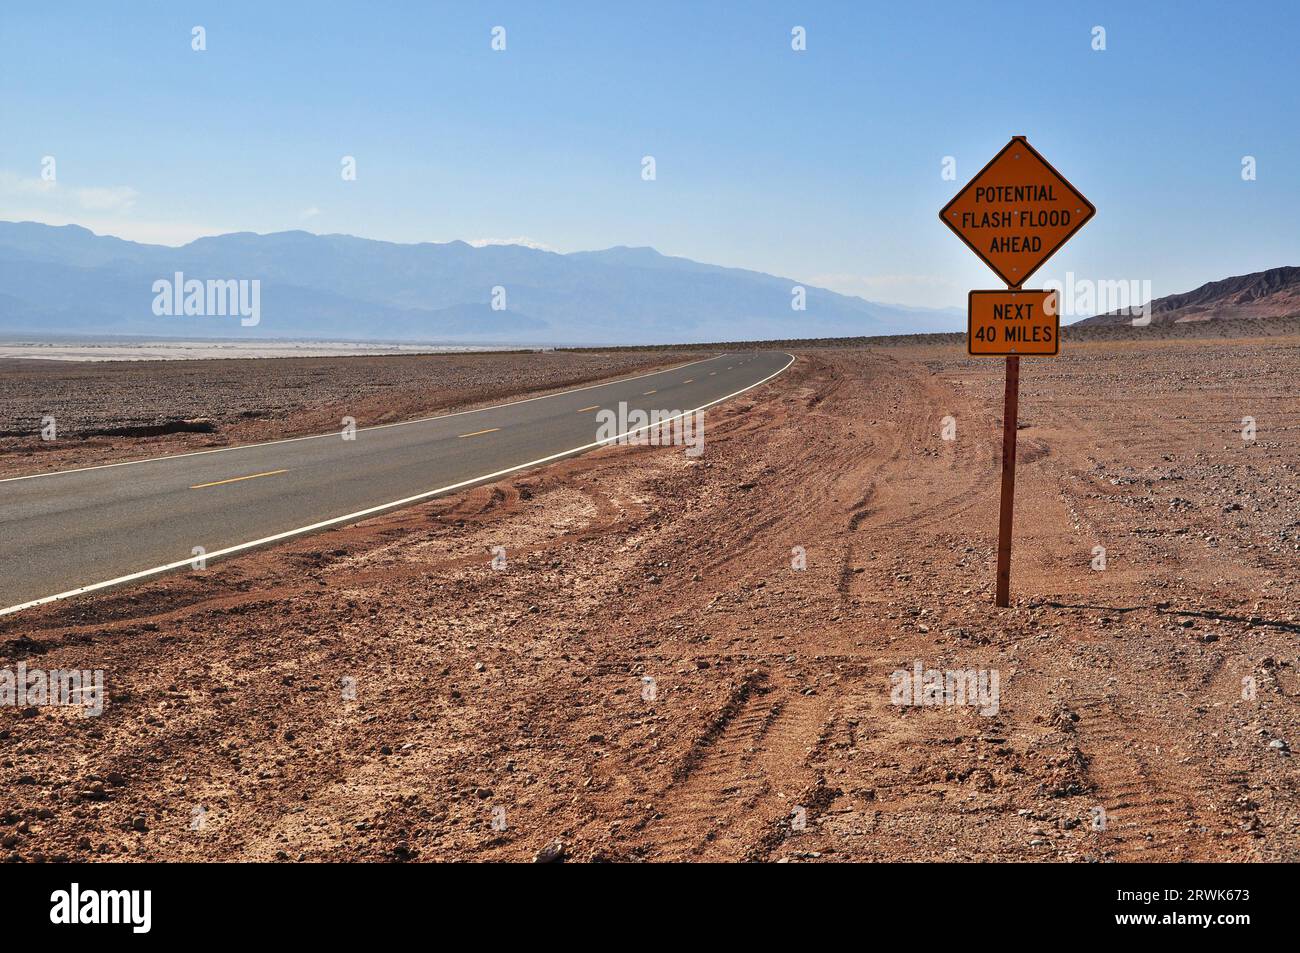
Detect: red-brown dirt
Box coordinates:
(1, 336, 1297, 862)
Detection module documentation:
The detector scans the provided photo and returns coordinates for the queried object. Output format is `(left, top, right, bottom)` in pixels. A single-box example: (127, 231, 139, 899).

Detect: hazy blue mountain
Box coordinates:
(0, 221, 960, 344)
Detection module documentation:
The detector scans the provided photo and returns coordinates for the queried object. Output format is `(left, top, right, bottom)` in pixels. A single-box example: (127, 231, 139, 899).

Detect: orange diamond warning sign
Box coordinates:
(940, 136, 1095, 287)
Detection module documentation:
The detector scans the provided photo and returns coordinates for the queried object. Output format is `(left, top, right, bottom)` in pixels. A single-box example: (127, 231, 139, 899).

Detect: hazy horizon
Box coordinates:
(3, 217, 972, 316)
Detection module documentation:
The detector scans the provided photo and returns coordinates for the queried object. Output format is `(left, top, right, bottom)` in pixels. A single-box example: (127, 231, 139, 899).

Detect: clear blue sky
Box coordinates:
(1, 0, 1296, 309)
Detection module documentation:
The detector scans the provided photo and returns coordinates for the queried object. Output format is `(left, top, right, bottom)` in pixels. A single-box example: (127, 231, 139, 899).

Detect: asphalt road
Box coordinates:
(0, 351, 793, 614)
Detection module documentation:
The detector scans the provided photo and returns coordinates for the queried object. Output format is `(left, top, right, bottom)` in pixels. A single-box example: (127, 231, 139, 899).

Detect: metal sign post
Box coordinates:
(995, 353, 1020, 608)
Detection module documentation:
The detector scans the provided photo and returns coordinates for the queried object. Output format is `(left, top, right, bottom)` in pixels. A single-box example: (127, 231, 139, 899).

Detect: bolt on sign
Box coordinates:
(939, 136, 1095, 607)
(968, 289, 1059, 356)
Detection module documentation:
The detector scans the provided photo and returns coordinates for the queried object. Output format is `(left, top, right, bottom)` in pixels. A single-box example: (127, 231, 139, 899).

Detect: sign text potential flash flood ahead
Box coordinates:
(940, 136, 1095, 288)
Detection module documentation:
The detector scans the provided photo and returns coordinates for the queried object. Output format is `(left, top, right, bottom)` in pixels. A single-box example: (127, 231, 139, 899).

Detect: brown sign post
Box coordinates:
(940, 136, 1095, 607)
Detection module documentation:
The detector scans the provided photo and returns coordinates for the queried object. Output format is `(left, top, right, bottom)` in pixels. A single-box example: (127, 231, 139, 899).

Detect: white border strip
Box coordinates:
(0, 353, 795, 616)
(0, 353, 723, 485)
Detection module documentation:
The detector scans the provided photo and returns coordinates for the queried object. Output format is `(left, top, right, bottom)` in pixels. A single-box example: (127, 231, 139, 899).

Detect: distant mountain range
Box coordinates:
(0, 221, 960, 345)
(1076, 266, 1300, 326)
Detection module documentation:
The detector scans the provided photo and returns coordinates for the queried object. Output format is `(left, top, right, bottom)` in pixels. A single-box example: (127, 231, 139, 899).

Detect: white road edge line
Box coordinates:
(0, 353, 731, 485)
(0, 353, 794, 616)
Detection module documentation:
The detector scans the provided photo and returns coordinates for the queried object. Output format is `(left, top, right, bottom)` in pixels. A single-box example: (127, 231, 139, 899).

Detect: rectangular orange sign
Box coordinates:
(967, 289, 1059, 357)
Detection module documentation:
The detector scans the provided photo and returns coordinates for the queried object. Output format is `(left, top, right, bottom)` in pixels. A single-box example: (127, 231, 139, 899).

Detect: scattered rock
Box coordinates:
(533, 840, 567, 863)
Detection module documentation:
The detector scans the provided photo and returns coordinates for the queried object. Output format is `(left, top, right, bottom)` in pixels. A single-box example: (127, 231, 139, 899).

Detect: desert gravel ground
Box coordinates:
(1, 335, 1297, 862)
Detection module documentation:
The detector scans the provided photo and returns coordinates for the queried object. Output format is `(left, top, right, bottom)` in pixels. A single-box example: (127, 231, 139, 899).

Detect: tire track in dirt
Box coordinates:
(629, 672, 835, 861)
(1071, 693, 1237, 860)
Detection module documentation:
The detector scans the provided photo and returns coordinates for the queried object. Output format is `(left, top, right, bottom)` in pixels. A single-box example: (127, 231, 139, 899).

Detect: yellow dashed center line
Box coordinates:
(576, 405, 600, 413)
(458, 428, 500, 438)
(191, 469, 288, 490)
